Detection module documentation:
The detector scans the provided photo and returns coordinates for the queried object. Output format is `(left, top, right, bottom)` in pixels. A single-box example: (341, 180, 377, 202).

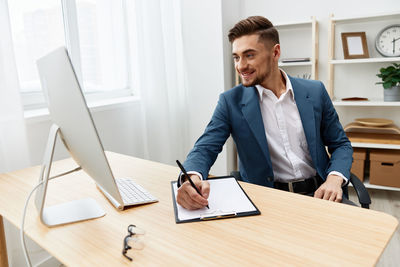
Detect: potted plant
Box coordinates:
(376, 63, 400, 101)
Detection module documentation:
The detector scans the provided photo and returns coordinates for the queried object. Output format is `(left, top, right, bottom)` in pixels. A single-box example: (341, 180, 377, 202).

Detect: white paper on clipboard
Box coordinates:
(172, 177, 257, 222)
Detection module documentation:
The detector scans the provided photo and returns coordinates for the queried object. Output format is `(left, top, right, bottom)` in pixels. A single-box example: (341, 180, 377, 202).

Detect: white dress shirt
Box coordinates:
(255, 70, 346, 183)
(183, 70, 347, 185)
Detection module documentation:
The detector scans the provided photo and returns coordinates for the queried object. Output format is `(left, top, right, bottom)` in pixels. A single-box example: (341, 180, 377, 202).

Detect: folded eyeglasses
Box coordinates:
(122, 224, 145, 261)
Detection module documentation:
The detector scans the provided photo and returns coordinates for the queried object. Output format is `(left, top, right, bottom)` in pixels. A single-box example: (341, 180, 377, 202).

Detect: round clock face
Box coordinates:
(375, 24, 400, 57)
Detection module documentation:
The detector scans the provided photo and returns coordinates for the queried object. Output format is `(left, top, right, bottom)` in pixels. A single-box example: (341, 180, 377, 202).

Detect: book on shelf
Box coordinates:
(281, 57, 310, 63)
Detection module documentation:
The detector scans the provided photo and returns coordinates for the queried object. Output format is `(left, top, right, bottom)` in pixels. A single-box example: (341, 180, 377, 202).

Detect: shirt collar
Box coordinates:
(255, 69, 294, 102)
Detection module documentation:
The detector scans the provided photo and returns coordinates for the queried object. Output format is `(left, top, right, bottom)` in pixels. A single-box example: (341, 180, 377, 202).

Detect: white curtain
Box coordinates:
(131, 0, 190, 165)
(1, 1, 35, 266)
(0, 0, 30, 173)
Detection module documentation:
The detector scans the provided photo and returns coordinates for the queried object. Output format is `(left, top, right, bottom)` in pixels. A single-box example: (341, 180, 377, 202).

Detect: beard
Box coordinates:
(239, 56, 274, 87)
(241, 72, 268, 87)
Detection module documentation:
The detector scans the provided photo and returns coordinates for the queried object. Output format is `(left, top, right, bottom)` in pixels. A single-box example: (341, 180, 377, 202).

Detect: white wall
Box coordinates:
(180, 0, 228, 175)
(221, 0, 241, 173)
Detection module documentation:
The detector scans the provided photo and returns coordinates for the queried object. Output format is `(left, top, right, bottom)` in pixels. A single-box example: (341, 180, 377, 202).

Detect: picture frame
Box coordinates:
(341, 32, 369, 59)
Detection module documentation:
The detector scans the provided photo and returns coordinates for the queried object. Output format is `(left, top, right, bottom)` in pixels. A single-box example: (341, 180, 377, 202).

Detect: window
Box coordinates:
(8, 0, 132, 110)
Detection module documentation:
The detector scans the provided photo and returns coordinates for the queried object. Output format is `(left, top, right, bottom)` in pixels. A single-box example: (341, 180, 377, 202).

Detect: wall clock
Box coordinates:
(375, 24, 400, 57)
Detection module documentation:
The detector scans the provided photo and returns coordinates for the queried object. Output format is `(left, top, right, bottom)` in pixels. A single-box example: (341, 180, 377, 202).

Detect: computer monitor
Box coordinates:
(35, 47, 125, 226)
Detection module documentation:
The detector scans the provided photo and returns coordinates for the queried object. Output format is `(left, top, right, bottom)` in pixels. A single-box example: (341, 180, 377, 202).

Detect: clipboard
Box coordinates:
(171, 176, 260, 223)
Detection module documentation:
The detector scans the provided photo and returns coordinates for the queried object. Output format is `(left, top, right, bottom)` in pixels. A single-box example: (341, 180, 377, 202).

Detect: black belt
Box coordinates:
(274, 175, 322, 194)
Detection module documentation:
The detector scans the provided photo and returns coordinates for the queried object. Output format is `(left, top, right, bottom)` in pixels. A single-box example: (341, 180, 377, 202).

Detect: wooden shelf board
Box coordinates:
(347, 132, 400, 146)
(333, 100, 400, 107)
(364, 181, 400, 191)
(330, 57, 400, 65)
(349, 178, 400, 192)
(278, 61, 312, 67)
(332, 11, 400, 23)
(351, 142, 400, 150)
(274, 20, 312, 27)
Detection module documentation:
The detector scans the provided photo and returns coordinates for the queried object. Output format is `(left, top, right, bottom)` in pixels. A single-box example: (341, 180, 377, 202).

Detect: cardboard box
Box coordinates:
(369, 149, 400, 188)
(351, 148, 366, 181)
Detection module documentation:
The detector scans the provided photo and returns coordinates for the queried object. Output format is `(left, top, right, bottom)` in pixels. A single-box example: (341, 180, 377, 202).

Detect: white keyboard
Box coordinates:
(115, 178, 158, 206)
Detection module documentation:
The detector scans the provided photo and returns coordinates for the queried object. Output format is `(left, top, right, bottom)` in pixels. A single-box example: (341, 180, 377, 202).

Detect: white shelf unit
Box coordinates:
(328, 11, 400, 116)
(328, 11, 400, 99)
(328, 12, 400, 191)
(275, 16, 319, 80)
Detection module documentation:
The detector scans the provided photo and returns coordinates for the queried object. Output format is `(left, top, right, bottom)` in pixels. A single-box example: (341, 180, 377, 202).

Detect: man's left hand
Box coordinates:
(314, 175, 343, 202)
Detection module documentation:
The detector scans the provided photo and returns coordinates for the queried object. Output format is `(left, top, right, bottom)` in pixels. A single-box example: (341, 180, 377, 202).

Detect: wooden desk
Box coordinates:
(0, 152, 398, 266)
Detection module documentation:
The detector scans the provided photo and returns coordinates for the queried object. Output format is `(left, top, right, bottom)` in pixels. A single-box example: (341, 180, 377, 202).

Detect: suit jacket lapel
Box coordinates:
(240, 86, 272, 167)
(290, 77, 317, 164)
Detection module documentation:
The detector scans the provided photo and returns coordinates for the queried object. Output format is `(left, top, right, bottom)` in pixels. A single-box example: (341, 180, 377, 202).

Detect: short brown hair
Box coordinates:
(228, 16, 279, 47)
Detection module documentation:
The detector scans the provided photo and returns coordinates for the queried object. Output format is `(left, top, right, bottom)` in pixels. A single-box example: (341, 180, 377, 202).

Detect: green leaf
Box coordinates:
(383, 81, 394, 89)
(384, 66, 395, 74)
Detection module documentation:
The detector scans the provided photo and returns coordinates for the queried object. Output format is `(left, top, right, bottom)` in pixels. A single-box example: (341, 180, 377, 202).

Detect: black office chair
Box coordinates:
(230, 171, 371, 209)
(347, 173, 371, 209)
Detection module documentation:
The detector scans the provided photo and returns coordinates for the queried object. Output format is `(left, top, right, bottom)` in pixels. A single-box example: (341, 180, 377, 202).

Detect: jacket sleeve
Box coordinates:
(182, 93, 232, 180)
(319, 82, 353, 179)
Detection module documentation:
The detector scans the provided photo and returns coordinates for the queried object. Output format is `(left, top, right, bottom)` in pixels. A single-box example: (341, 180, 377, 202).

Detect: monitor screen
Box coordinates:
(36, 47, 123, 206)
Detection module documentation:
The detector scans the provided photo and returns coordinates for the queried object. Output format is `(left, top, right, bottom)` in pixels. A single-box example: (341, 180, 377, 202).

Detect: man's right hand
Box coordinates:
(176, 174, 210, 210)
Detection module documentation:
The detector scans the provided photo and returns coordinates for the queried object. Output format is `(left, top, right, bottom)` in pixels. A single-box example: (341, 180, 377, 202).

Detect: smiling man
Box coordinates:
(176, 16, 354, 210)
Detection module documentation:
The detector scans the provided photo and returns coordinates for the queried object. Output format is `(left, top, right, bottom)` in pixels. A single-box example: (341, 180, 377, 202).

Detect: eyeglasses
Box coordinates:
(122, 224, 145, 261)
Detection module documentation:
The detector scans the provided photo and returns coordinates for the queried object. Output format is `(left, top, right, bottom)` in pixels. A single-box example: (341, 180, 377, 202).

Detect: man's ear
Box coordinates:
(272, 44, 281, 59)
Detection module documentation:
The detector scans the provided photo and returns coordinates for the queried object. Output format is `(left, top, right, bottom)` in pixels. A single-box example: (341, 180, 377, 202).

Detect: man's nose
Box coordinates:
(237, 58, 247, 71)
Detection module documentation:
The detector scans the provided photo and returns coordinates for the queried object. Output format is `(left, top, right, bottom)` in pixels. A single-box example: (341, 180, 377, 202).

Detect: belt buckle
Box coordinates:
(288, 179, 305, 193)
(288, 182, 294, 192)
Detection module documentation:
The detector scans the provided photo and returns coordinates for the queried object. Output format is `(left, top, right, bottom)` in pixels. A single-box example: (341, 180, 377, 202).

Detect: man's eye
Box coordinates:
(246, 54, 254, 58)
(233, 56, 239, 61)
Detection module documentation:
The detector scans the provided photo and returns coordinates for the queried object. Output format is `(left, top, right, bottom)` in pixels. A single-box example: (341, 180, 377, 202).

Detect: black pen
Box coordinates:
(176, 160, 209, 209)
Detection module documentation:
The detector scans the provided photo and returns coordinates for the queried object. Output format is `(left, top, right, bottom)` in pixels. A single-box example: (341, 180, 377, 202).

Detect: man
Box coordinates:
(177, 16, 353, 210)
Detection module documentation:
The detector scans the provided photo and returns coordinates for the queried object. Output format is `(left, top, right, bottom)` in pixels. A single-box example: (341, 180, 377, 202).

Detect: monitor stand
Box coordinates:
(34, 124, 106, 227)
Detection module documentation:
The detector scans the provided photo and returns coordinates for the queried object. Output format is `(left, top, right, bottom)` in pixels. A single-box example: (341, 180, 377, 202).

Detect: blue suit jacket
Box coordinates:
(183, 76, 353, 188)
